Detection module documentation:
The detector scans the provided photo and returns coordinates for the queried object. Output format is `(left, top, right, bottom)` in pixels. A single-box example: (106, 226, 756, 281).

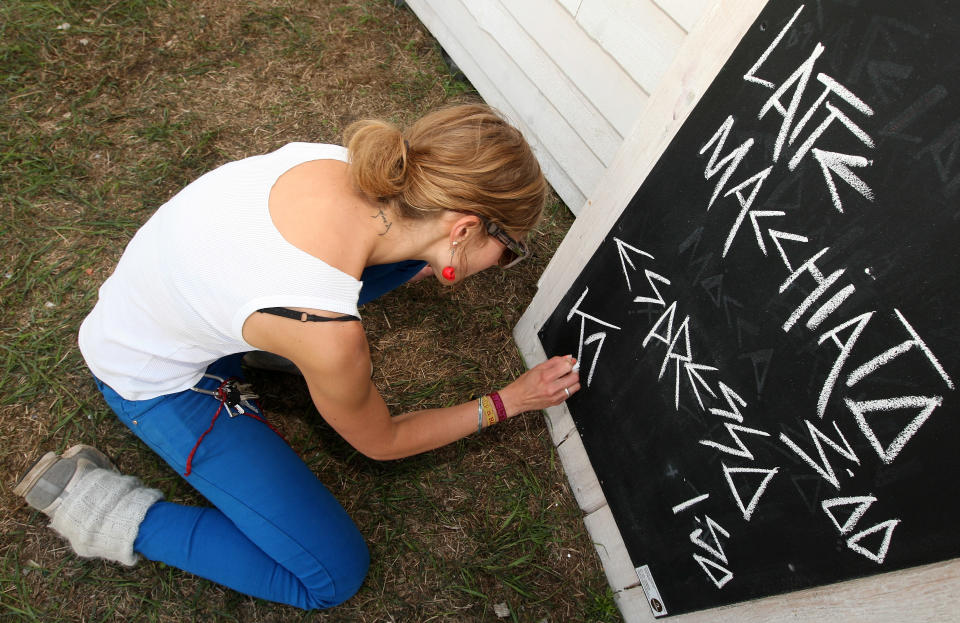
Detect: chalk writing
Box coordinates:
(651, 0, 951, 585)
(540, 0, 960, 613)
(566, 287, 621, 388)
(673, 493, 710, 514)
(690, 1, 953, 572)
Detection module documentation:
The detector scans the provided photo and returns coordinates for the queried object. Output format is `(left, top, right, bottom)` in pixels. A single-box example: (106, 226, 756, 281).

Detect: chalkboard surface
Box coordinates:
(538, 0, 960, 616)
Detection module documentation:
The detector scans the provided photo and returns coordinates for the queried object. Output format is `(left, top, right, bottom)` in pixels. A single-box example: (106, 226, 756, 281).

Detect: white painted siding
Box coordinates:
(404, 0, 710, 215)
(504, 1, 646, 139)
(465, 2, 621, 166)
(557, 0, 582, 17)
(576, 0, 686, 94)
(653, 0, 713, 32)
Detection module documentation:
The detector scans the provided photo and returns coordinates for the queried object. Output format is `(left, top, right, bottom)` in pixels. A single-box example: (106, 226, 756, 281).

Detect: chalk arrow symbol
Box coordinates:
(747, 211, 785, 255)
(613, 237, 653, 292)
(812, 149, 875, 213)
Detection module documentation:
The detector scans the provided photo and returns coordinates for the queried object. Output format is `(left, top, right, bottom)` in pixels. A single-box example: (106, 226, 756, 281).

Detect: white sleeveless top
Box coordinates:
(79, 143, 363, 401)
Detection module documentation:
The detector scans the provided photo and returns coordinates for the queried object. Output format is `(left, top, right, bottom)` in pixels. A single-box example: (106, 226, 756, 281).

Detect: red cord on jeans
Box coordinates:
(183, 379, 287, 476)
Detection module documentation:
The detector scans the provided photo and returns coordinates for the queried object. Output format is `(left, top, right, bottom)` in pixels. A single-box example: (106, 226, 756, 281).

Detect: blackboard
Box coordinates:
(537, 0, 960, 617)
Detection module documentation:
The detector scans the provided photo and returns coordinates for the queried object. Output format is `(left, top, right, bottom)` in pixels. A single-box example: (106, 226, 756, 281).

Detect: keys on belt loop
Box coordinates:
(190, 375, 259, 417)
(183, 373, 281, 477)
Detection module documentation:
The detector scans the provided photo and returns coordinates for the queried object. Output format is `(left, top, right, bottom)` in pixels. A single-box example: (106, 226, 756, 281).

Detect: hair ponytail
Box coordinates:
(345, 104, 546, 234)
(344, 119, 409, 202)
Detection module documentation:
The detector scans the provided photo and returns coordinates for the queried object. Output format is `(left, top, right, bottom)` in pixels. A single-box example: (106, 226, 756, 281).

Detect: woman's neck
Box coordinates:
(269, 159, 441, 277)
(360, 200, 436, 267)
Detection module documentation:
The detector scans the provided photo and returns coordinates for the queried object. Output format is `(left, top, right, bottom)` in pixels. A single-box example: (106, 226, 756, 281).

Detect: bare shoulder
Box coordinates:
(272, 158, 349, 196)
(242, 308, 370, 378)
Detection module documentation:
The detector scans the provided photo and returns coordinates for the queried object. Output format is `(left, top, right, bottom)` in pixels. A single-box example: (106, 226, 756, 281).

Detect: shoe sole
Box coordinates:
(13, 445, 117, 499)
(12, 451, 59, 498)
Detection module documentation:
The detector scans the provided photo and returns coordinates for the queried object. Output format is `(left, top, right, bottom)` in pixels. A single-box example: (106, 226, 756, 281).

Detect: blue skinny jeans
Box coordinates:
(93, 261, 424, 609)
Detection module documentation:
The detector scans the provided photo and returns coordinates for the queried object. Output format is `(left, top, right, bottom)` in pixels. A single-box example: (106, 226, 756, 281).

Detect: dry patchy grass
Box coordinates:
(1, 1, 621, 621)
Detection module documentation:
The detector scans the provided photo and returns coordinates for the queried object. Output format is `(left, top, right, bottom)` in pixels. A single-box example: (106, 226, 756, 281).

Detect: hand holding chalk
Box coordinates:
(498, 355, 582, 415)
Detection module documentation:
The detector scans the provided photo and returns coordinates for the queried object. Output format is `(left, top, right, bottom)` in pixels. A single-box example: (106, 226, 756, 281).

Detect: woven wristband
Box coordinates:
(481, 395, 498, 428)
(489, 392, 507, 423)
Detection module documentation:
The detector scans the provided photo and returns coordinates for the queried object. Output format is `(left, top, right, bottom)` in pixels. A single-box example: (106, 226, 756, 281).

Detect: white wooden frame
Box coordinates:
(514, 0, 960, 621)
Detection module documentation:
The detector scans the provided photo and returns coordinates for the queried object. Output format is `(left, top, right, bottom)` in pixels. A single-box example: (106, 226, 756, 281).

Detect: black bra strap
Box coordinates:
(257, 307, 360, 323)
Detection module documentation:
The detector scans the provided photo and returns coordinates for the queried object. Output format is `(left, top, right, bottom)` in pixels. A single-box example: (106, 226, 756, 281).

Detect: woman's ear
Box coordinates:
(448, 213, 483, 244)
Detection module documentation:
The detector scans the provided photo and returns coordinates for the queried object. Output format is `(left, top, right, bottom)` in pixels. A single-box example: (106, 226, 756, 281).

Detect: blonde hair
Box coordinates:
(344, 104, 546, 238)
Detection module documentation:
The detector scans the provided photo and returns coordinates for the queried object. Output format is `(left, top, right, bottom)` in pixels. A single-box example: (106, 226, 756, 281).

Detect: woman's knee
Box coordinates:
(303, 532, 370, 609)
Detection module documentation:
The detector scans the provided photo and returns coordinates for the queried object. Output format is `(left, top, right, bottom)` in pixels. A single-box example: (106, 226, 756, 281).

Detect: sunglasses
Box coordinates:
(480, 216, 529, 268)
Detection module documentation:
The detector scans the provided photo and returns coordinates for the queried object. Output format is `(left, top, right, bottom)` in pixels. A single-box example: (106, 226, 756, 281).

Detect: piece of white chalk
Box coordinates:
(571, 360, 581, 372)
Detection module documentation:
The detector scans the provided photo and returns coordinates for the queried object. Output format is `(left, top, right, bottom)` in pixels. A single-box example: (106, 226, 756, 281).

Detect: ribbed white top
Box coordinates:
(79, 143, 362, 400)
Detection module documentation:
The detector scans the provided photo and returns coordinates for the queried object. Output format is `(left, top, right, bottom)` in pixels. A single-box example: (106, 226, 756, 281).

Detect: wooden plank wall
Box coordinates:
(403, 0, 710, 216)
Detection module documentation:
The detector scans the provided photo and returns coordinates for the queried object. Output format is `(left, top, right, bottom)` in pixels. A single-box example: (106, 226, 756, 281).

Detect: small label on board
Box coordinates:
(635, 565, 668, 617)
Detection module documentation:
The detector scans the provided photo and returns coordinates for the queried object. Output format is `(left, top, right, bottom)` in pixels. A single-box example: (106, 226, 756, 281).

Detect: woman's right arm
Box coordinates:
(242, 310, 579, 461)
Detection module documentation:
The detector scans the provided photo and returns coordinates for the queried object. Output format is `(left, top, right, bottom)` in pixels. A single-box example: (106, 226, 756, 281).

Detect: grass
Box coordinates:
(1, 1, 622, 621)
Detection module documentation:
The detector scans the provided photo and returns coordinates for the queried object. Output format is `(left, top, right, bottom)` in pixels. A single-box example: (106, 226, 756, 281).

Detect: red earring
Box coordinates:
(442, 241, 458, 281)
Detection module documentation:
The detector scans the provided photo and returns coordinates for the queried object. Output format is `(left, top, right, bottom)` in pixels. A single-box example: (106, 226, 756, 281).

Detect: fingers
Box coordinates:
(554, 380, 581, 403)
(513, 355, 582, 411)
(548, 355, 580, 403)
(542, 355, 577, 377)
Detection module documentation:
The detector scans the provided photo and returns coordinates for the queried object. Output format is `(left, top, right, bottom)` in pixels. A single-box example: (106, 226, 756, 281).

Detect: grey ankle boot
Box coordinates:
(14, 445, 116, 516)
(15, 445, 163, 566)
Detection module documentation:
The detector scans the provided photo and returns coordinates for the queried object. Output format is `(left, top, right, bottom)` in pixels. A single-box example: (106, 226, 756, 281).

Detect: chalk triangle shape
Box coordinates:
(846, 518, 900, 564)
(822, 495, 876, 535)
(722, 464, 779, 521)
(844, 396, 942, 464)
(693, 553, 733, 588)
